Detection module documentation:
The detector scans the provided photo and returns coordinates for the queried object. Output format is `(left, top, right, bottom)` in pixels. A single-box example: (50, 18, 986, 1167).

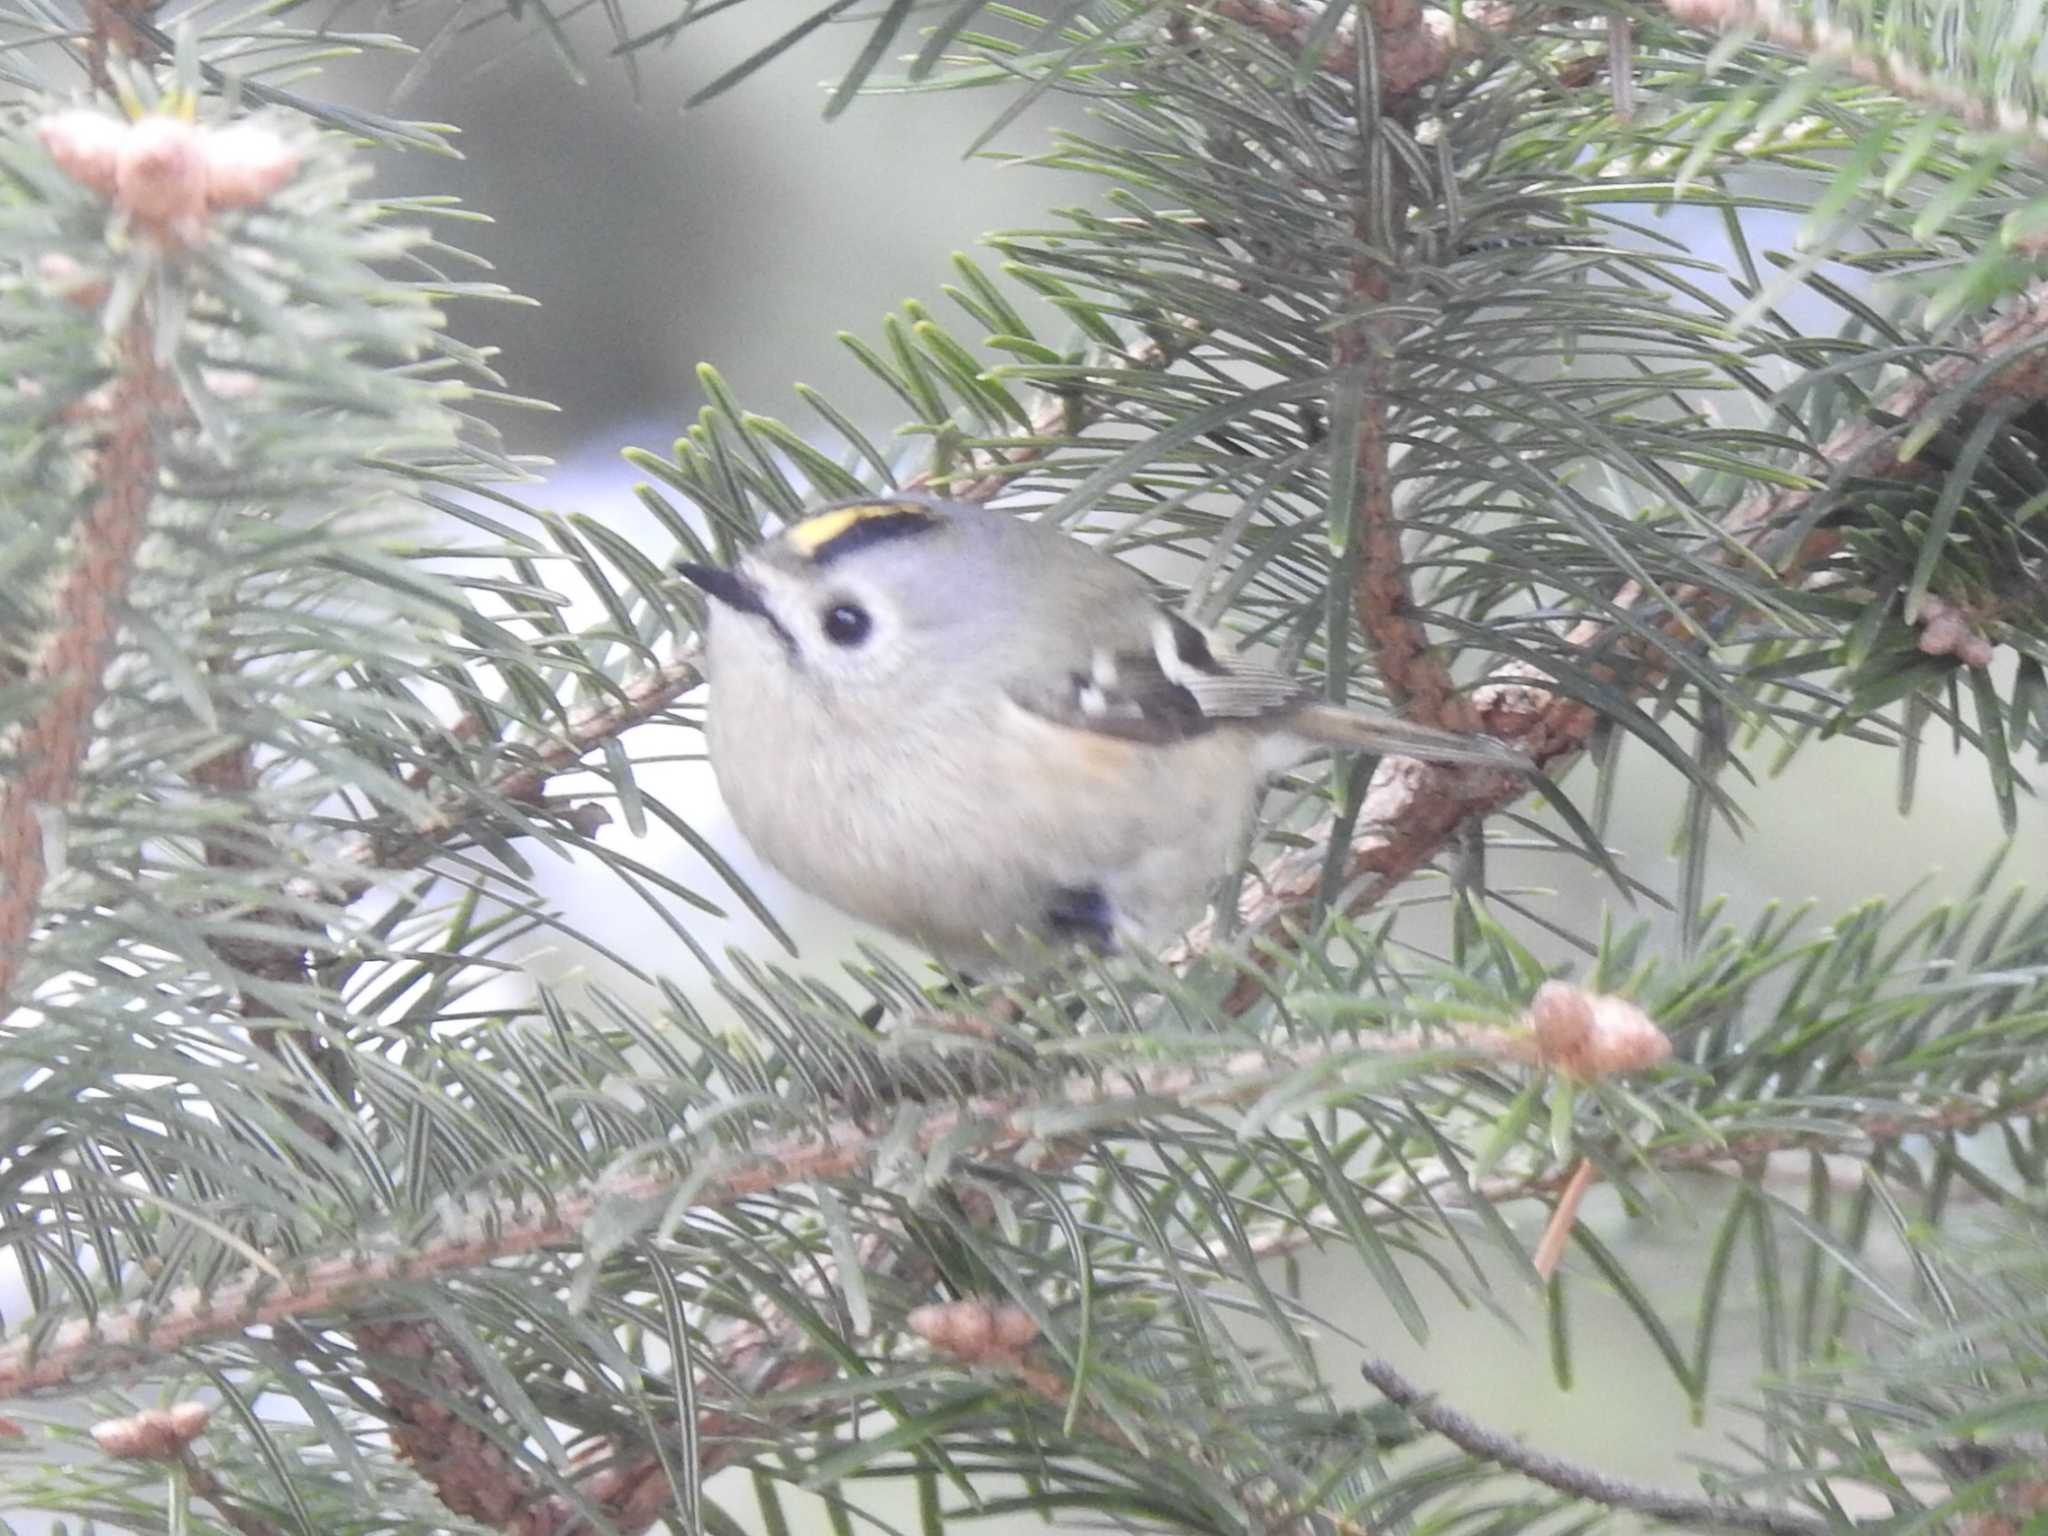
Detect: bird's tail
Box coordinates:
(1289, 703, 1532, 770)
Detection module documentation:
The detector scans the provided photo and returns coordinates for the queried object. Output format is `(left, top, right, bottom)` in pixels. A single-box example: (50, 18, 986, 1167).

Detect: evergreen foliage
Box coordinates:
(0, 2, 2044, 1534)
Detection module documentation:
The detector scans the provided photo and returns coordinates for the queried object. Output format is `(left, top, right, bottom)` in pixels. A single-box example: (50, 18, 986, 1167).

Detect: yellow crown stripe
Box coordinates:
(785, 502, 937, 558)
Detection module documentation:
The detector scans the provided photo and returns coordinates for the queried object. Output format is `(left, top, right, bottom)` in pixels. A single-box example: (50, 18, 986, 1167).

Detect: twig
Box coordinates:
(81, 0, 162, 90)
(1358, 1354, 1831, 1536)
(1714, 280, 2048, 554)
(1509, 1089, 2048, 1201)
(182, 1457, 288, 1536)
(353, 1310, 840, 1536)
(359, 647, 705, 877)
(352, 1320, 549, 1530)
(0, 324, 160, 1008)
(550, 1284, 900, 1536)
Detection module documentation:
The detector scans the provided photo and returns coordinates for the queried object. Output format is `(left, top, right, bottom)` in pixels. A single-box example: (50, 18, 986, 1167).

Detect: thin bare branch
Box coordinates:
(1357, 1354, 1832, 1536)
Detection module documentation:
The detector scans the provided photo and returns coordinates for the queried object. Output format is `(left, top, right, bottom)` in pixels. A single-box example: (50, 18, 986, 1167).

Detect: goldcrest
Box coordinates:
(680, 495, 1524, 972)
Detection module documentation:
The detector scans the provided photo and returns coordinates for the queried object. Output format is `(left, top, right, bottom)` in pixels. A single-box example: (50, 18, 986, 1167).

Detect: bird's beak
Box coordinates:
(678, 561, 772, 621)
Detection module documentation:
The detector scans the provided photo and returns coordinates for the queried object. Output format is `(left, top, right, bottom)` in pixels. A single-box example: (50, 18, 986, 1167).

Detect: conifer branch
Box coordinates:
(1715, 279, 2048, 553)
(0, 1000, 1676, 1402)
(1357, 1355, 1832, 1536)
(1510, 1088, 2048, 1199)
(0, 324, 160, 1009)
(1660, 0, 2048, 153)
(1206, 275, 2048, 981)
(33, 1002, 2044, 1411)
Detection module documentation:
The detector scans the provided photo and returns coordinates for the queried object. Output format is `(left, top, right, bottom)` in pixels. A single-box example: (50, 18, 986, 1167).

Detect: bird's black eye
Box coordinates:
(821, 602, 872, 647)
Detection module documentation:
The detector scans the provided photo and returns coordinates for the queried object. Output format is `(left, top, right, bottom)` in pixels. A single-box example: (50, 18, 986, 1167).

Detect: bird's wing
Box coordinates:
(1005, 610, 1312, 744)
(1005, 609, 1532, 770)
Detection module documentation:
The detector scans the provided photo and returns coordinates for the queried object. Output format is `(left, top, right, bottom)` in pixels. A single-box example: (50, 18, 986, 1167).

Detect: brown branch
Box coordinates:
(82, 0, 163, 91)
(1357, 1355, 1831, 1536)
(1340, 161, 1472, 728)
(1718, 281, 2048, 551)
(0, 324, 160, 1009)
(353, 1233, 894, 1536)
(358, 1308, 846, 1536)
(354, 1320, 546, 1531)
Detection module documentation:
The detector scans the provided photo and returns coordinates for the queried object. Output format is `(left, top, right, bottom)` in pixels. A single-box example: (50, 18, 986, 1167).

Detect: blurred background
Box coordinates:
(320, 11, 2047, 1526)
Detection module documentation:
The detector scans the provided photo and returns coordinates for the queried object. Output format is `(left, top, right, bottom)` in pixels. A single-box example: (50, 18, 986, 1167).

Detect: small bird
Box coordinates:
(680, 495, 1525, 972)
